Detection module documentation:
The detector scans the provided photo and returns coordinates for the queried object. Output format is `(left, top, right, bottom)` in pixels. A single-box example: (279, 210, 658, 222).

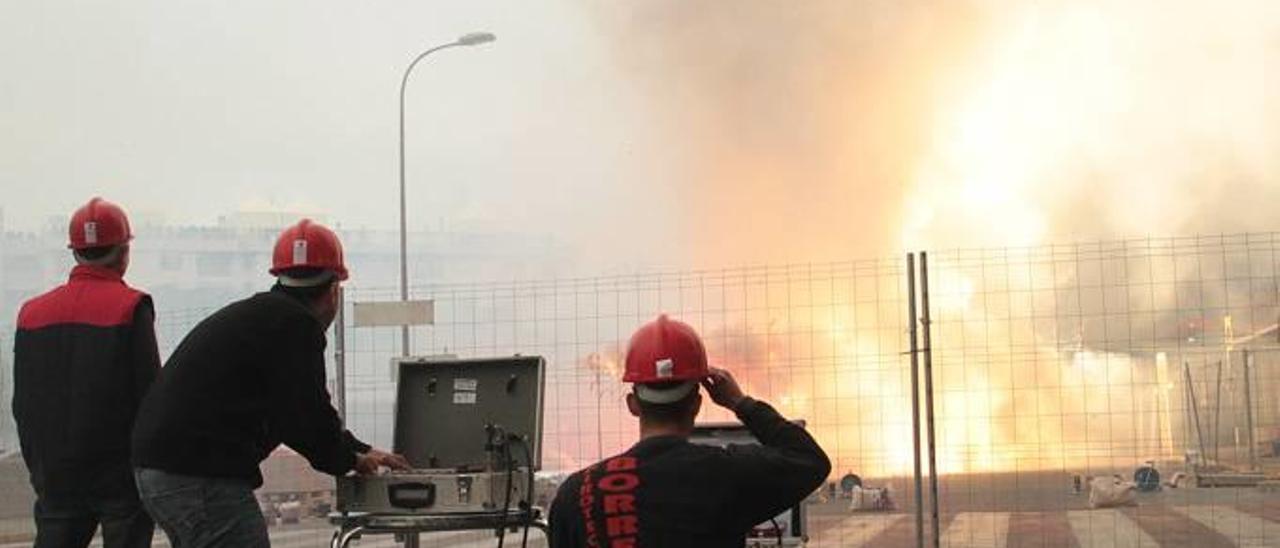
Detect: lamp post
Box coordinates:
(398, 32, 495, 357)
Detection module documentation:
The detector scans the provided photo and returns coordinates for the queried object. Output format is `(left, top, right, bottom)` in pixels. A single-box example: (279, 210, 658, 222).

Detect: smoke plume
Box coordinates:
(589, 1, 1278, 262)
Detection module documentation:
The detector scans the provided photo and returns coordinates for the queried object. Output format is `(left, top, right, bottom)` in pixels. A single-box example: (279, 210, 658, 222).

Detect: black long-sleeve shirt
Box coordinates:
(14, 266, 161, 497)
(131, 286, 368, 487)
(549, 397, 831, 548)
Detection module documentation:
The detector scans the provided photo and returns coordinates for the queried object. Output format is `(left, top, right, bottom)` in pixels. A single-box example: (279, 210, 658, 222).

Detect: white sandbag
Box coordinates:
(278, 500, 302, 524)
(1088, 476, 1138, 508)
(848, 485, 894, 511)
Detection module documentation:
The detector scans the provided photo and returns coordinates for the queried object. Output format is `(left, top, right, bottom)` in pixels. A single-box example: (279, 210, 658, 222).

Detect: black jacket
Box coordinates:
(131, 286, 368, 487)
(13, 266, 160, 497)
(549, 398, 831, 548)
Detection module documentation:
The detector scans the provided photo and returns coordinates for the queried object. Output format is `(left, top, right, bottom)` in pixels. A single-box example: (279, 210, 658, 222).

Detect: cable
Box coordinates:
(491, 427, 535, 548)
(770, 517, 783, 546)
(512, 437, 535, 548)
(495, 429, 514, 548)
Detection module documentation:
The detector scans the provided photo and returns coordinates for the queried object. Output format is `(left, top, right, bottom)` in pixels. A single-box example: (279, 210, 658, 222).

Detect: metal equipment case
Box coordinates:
(336, 471, 529, 514)
(336, 355, 545, 515)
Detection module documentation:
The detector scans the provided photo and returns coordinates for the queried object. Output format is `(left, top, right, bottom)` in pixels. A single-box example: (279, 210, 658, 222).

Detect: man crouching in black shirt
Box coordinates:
(131, 220, 409, 548)
(549, 315, 830, 548)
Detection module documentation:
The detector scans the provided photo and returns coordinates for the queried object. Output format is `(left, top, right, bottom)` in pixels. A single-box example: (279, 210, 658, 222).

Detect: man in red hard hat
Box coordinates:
(13, 197, 159, 548)
(130, 219, 409, 548)
(549, 315, 830, 547)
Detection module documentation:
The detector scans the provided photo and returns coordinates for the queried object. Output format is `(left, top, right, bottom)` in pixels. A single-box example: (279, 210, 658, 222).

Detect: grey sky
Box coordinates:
(0, 1, 656, 246)
(2, 1, 1278, 271)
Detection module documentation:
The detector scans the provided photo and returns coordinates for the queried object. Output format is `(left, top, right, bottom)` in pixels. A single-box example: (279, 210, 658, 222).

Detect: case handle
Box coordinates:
(387, 482, 436, 509)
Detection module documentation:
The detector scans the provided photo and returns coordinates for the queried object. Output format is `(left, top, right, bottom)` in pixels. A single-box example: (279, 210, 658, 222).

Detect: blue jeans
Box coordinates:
(133, 468, 270, 548)
(33, 490, 154, 548)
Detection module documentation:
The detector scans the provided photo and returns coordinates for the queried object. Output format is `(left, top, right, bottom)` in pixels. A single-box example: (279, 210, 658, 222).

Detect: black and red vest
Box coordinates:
(13, 265, 151, 496)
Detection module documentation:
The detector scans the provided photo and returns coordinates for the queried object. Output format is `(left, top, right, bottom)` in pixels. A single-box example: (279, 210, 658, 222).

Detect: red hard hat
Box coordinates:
(623, 315, 710, 384)
(67, 197, 133, 250)
(269, 219, 349, 281)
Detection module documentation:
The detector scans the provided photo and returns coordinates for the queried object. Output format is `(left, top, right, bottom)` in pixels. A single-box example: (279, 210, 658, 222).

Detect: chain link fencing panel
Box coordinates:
(4, 232, 1280, 546)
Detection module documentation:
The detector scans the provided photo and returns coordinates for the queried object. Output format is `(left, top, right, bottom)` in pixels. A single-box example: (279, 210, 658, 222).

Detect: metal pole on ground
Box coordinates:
(919, 252, 940, 548)
(1213, 360, 1223, 463)
(907, 253, 925, 548)
(1243, 349, 1257, 471)
(1185, 362, 1209, 467)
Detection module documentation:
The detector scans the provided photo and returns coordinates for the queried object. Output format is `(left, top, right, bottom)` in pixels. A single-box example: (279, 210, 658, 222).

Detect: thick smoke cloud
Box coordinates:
(589, 2, 985, 264)
(590, 1, 1278, 263)
(582, 1, 1279, 475)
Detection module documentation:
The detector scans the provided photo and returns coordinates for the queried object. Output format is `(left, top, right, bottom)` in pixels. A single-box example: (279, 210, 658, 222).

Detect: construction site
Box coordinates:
(2, 0, 1279, 546)
(2, 234, 1280, 546)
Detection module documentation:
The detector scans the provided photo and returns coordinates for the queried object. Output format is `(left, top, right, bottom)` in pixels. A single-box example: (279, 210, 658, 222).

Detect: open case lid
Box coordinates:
(393, 355, 546, 470)
(689, 419, 807, 448)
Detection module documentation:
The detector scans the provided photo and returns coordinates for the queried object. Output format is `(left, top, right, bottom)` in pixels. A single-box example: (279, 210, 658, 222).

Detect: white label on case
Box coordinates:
(454, 378, 478, 391)
(453, 392, 477, 405)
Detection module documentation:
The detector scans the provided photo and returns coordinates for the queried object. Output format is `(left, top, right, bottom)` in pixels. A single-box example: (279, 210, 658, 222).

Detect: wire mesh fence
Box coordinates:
(912, 233, 1280, 547)
(2, 232, 1280, 546)
(342, 261, 913, 547)
(342, 260, 911, 480)
(925, 234, 1280, 476)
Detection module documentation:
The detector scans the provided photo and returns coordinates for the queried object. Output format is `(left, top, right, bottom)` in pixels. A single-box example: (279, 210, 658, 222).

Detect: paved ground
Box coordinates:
(6, 470, 1280, 546)
(10, 502, 1280, 547)
(804, 503, 1280, 547)
(799, 469, 1280, 547)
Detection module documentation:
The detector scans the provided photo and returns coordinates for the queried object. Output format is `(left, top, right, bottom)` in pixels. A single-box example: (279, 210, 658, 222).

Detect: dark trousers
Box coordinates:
(134, 468, 270, 548)
(33, 490, 154, 548)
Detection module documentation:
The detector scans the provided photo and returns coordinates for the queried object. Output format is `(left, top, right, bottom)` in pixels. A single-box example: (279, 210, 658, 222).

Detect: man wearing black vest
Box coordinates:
(14, 197, 159, 548)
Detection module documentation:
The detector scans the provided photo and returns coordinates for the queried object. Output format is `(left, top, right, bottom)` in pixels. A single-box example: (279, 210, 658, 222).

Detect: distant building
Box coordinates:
(257, 449, 336, 525)
(0, 213, 571, 333)
(0, 210, 574, 452)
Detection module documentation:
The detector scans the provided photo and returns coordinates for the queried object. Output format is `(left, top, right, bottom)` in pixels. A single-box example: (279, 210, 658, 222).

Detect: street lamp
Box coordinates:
(398, 32, 495, 357)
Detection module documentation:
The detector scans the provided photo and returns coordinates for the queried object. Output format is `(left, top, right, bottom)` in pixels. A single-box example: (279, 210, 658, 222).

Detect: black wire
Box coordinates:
(770, 517, 783, 546)
(514, 437, 534, 548)
(497, 440, 513, 548)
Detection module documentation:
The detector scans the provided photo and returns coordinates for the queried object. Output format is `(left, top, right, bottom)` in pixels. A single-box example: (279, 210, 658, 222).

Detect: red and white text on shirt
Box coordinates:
(597, 456, 639, 548)
(578, 464, 600, 547)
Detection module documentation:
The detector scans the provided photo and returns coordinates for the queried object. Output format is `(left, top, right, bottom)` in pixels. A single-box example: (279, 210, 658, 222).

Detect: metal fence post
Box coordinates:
(907, 253, 925, 548)
(920, 252, 940, 548)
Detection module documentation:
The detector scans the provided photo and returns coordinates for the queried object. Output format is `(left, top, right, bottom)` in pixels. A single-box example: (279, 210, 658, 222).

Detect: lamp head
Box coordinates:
(457, 32, 496, 46)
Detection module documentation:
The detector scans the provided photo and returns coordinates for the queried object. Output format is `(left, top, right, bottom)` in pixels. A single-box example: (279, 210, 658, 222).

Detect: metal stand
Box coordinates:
(329, 510, 549, 548)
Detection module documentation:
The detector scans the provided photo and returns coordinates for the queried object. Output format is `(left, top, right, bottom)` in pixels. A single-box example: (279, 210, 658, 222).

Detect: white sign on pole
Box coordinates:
(352, 300, 435, 327)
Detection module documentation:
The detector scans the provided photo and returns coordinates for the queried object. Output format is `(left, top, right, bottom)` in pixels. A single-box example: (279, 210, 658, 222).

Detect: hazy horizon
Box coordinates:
(3, 1, 1277, 269)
